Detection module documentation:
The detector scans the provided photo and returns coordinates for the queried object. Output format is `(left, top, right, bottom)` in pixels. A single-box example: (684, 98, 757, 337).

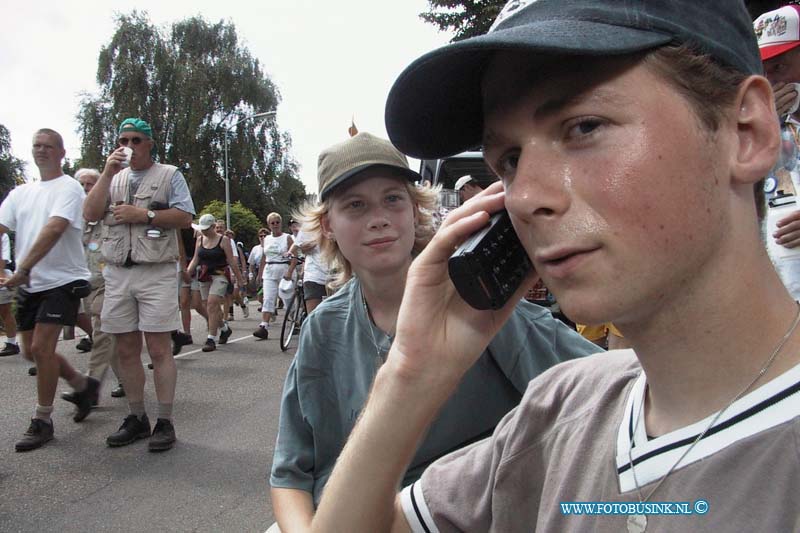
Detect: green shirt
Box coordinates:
(269, 277, 601, 506)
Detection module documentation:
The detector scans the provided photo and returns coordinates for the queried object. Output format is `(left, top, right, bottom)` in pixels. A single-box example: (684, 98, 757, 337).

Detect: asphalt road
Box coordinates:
(0, 301, 295, 532)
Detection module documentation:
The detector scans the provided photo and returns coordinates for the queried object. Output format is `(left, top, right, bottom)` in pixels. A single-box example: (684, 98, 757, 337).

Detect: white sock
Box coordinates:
(209, 334, 218, 342)
(7, 336, 16, 345)
(259, 321, 268, 328)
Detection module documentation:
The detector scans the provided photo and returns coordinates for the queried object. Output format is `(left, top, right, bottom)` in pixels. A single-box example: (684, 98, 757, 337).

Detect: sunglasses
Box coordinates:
(118, 137, 145, 146)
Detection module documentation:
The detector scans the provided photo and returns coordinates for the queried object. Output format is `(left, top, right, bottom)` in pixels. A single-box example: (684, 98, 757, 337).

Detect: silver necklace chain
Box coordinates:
(626, 302, 800, 532)
(360, 285, 392, 361)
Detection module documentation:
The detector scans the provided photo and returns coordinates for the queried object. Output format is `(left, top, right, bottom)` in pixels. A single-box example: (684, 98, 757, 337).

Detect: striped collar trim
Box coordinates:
(616, 361, 800, 493)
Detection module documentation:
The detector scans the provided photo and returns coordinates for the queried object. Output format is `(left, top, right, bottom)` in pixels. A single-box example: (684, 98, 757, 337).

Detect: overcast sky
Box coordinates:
(0, 0, 454, 196)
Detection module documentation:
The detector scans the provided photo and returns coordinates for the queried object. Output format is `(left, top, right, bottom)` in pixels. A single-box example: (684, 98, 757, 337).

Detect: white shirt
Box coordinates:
(249, 244, 264, 269)
(294, 230, 329, 286)
(262, 233, 291, 280)
(0, 175, 90, 292)
(1, 233, 11, 278)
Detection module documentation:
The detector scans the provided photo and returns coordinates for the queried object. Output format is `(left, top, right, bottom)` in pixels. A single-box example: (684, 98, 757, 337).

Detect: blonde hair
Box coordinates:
(267, 212, 282, 224)
(296, 180, 440, 290)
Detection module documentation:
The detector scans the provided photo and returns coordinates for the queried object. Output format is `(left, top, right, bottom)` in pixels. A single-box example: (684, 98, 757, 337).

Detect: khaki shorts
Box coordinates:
(178, 268, 201, 291)
(199, 275, 229, 300)
(0, 286, 14, 305)
(101, 262, 180, 333)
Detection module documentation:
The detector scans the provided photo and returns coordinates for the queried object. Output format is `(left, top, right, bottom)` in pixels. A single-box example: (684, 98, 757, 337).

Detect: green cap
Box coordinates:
(118, 118, 153, 138)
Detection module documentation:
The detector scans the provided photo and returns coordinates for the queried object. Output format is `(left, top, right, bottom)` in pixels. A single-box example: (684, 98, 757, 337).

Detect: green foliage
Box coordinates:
(198, 200, 262, 248)
(62, 158, 80, 178)
(76, 11, 307, 221)
(422, 1, 794, 37)
(419, 0, 505, 42)
(0, 124, 25, 200)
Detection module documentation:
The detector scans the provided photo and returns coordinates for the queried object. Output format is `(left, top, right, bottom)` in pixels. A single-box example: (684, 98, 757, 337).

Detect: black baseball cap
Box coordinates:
(385, 0, 762, 159)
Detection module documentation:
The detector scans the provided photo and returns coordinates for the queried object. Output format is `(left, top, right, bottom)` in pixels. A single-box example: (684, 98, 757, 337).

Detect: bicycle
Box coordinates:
(280, 259, 306, 351)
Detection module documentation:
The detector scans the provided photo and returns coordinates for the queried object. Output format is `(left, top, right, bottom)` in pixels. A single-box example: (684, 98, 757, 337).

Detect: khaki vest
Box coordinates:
(101, 163, 180, 266)
(83, 220, 105, 289)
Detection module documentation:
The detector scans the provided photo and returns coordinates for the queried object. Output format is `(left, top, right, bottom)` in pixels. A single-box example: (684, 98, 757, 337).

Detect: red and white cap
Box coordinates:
(755, 5, 800, 61)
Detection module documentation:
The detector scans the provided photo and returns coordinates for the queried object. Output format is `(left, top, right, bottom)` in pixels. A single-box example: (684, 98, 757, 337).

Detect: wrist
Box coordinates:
(18, 266, 31, 277)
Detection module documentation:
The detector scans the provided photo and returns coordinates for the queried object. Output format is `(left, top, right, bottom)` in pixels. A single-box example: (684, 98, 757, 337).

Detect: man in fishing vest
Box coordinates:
(84, 118, 195, 452)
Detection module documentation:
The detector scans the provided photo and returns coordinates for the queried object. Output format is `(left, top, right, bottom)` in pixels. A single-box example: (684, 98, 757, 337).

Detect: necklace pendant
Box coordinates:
(627, 513, 647, 533)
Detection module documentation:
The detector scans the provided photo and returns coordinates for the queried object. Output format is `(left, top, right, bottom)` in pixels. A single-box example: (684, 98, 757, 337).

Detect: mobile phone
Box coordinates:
(448, 210, 533, 310)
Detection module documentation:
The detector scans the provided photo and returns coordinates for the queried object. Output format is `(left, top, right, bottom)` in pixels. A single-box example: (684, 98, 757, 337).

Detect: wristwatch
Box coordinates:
(146, 210, 156, 224)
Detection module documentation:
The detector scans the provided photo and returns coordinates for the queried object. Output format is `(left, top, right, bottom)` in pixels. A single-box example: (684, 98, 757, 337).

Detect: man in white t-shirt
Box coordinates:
(0, 232, 20, 357)
(0, 128, 95, 452)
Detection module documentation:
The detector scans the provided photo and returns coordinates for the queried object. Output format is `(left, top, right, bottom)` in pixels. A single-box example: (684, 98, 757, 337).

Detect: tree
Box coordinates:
(76, 11, 307, 220)
(421, 1, 786, 40)
(198, 200, 262, 248)
(0, 124, 25, 200)
(420, 0, 504, 42)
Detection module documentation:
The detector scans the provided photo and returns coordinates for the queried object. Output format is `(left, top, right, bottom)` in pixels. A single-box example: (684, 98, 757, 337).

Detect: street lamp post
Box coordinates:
(223, 110, 277, 229)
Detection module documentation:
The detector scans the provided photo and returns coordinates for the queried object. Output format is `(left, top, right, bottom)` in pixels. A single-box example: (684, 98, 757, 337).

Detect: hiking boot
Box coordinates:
(61, 388, 99, 408)
(15, 418, 54, 452)
(110, 383, 125, 398)
(219, 326, 232, 345)
(0, 342, 20, 357)
(201, 338, 216, 352)
(75, 337, 93, 353)
(106, 414, 151, 447)
(28, 366, 37, 376)
(62, 377, 101, 422)
(171, 331, 193, 356)
(148, 418, 176, 452)
(252, 325, 268, 340)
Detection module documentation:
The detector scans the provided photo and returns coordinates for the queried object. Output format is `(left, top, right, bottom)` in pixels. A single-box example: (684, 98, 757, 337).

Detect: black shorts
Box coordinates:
(303, 281, 326, 302)
(16, 280, 88, 331)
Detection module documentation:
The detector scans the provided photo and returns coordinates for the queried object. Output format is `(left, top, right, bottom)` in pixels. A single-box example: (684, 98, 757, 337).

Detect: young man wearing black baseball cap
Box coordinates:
(311, 1, 799, 531)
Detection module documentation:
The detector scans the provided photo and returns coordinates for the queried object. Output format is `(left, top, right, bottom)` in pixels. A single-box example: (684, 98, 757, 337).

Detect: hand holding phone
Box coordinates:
(448, 210, 533, 310)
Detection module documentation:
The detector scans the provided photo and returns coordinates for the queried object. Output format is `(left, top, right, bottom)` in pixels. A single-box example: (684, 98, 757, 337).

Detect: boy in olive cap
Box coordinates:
(312, 1, 800, 531)
(84, 118, 195, 452)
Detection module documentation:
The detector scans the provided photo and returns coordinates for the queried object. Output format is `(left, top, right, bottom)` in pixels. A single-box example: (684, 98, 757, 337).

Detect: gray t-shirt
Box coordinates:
(402, 350, 800, 532)
(269, 277, 601, 506)
(127, 167, 195, 215)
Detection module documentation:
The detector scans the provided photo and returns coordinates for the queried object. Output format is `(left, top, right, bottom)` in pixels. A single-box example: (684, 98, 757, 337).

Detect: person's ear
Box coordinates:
(730, 75, 780, 186)
(320, 213, 335, 241)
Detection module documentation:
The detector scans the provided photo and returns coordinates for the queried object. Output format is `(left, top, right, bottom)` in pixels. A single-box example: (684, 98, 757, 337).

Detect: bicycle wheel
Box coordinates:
(280, 293, 299, 351)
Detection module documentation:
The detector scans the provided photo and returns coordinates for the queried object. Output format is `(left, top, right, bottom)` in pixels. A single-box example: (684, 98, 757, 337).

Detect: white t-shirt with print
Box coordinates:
(0, 175, 90, 292)
(262, 233, 291, 280)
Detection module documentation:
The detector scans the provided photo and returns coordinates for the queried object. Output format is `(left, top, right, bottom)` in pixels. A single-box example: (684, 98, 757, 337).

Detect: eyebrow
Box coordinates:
(482, 88, 629, 150)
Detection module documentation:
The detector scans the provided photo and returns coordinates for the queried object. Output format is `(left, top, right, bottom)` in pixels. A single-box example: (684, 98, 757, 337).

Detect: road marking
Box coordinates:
(174, 334, 267, 359)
